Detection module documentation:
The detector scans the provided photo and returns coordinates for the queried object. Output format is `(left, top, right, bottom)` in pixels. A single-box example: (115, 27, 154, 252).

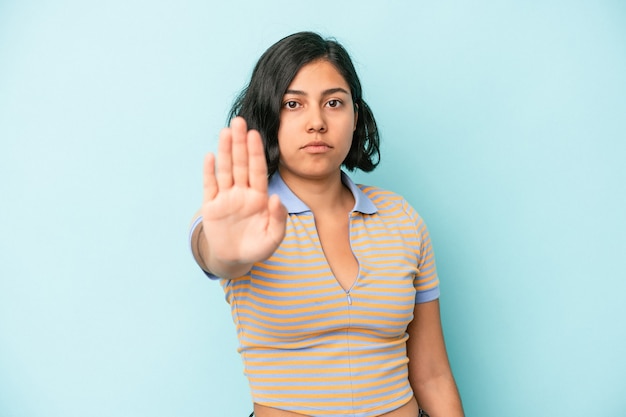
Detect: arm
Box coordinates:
(407, 299, 464, 417)
(190, 117, 287, 279)
(188, 209, 212, 273)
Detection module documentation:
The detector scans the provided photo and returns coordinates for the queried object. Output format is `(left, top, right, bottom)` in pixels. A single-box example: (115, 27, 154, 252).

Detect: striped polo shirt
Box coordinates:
(191, 171, 439, 417)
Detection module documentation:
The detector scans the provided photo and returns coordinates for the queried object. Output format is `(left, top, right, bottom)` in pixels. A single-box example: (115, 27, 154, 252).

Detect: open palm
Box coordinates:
(201, 117, 287, 271)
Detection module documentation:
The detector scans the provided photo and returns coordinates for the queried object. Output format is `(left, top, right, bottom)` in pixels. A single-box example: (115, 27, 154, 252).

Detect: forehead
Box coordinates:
(287, 60, 350, 92)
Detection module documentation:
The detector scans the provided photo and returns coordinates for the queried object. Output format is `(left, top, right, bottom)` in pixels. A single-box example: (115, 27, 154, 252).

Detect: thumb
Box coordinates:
(267, 194, 287, 243)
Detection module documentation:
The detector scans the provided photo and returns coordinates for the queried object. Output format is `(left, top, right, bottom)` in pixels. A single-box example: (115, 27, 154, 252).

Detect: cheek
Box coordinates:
(276, 128, 291, 161)
(276, 115, 293, 140)
(340, 116, 357, 141)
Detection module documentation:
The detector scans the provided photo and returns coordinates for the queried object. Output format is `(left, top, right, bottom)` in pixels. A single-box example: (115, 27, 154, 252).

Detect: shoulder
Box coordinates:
(356, 183, 433, 242)
(357, 183, 403, 202)
(357, 184, 420, 218)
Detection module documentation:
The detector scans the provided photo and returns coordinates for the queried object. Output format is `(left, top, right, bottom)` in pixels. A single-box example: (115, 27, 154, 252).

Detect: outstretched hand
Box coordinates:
(201, 117, 287, 277)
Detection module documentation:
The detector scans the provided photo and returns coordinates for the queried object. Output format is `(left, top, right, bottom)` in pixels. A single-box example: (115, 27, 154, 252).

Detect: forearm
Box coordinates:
(190, 216, 254, 279)
(406, 300, 464, 417)
(412, 372, 464, 417)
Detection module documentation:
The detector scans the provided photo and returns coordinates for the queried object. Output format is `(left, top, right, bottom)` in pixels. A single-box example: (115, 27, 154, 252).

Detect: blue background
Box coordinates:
(1, 1, 625, 416)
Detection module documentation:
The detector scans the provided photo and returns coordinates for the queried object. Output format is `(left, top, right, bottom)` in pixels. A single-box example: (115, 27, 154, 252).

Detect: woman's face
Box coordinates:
(276, 59, 357, 182)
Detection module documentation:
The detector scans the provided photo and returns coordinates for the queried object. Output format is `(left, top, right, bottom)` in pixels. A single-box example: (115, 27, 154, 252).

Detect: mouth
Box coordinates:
(301, 141, 333, 154)
(301, 141, 333, 149)
(302, 140, 332, 148)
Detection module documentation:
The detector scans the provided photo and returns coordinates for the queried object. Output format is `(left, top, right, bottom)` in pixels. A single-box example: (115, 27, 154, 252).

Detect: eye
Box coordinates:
(326, 99, 342, 108)
(284, 100, 300, 109)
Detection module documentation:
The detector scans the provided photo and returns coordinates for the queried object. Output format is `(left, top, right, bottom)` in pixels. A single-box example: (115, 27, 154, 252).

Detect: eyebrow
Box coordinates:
(284, 87, 350, 96)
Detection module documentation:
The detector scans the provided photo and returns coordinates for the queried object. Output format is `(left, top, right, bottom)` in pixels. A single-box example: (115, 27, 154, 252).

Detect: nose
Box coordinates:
(306, 107, 326, 133)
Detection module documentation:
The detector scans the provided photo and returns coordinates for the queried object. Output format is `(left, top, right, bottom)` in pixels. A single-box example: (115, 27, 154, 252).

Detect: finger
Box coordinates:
(230, 117, 249, 186)
(267, 194, 287, 243)
(247, 129, 268, 193)
(203, 153, 217, 202)
(216, 126, 233, 190)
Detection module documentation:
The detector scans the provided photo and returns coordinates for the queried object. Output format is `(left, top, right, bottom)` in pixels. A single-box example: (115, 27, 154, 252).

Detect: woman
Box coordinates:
(189, 31, 464, 417)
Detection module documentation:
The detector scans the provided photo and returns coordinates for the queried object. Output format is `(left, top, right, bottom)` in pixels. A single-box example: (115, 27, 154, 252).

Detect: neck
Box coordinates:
(278, 169, 354, 214)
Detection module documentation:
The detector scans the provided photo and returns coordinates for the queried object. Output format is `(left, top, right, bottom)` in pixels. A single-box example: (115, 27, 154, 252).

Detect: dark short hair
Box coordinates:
(228, 31, 380, 176)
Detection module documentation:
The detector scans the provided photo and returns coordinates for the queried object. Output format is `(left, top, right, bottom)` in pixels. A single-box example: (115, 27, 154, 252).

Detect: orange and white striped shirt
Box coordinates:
(191, 172, 439, 417)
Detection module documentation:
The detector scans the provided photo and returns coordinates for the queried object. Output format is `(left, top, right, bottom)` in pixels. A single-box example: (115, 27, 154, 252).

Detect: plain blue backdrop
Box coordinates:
(1, 1, 625, 416)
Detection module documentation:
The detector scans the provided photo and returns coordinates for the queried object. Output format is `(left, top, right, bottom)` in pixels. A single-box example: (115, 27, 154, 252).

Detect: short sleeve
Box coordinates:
(403, 201, 440, 303)
(188, 215, 221, 280)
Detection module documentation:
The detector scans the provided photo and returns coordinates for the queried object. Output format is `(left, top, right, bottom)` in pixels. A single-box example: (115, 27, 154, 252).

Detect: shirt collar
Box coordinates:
(267, 171, 378, 215)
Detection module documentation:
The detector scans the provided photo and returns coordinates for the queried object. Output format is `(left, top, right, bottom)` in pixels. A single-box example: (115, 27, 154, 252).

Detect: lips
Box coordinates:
(301, 140, 333, 149)
(301, 141, 333, 154)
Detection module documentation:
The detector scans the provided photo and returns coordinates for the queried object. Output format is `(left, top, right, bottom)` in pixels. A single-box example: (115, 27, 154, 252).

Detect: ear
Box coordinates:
(353, 103, 359, 131)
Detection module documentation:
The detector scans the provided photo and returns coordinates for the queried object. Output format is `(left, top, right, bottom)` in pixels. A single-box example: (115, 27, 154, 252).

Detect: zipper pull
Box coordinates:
(346, 293, 352, 305)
